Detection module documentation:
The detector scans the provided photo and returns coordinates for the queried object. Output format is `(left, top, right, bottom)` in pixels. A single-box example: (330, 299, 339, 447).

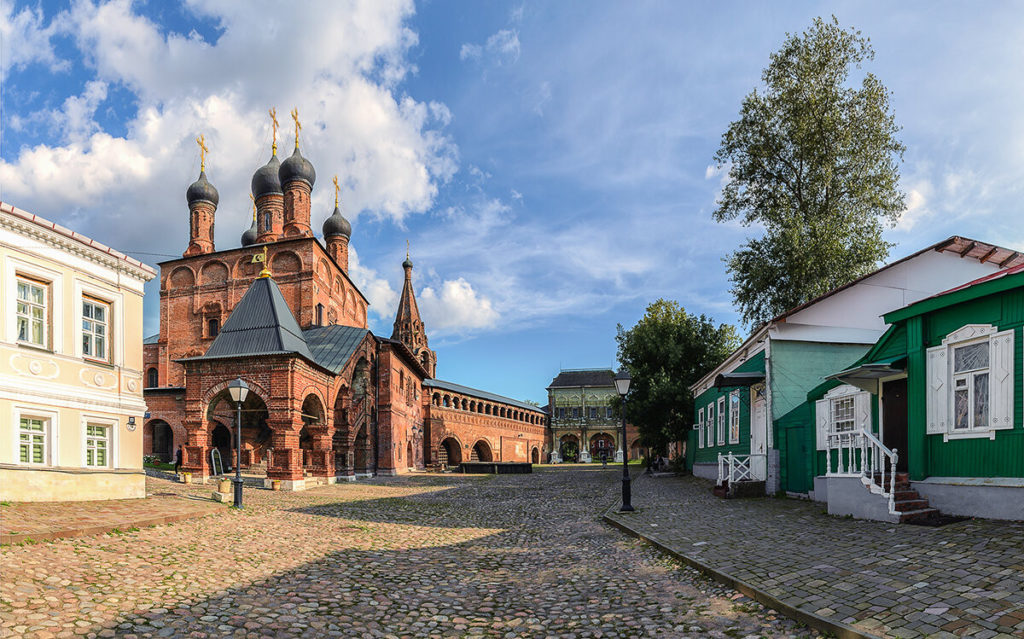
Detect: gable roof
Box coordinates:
(200, 276, 315, 362)
(768, 236, 1024, 324)
(303, 325, 370, 374)
(547, 369, 615, 389)
(424, 378, 545, 413)
(143, 334, 159, 345)
(884, 263, 1024, 324)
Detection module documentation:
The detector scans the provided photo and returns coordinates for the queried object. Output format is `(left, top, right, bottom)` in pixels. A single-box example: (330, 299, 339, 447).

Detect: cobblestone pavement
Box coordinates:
(606, 475, 1024, 639)
(0, 495, 219, 545)
(1, 467, 825, 638)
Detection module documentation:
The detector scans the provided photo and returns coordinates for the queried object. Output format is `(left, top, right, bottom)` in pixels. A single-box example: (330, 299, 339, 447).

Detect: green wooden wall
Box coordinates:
(691, 352, 764, 464)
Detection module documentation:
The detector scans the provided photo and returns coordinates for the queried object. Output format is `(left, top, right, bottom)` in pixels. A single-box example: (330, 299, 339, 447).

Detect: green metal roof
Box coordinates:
(303, 325, 369, 374)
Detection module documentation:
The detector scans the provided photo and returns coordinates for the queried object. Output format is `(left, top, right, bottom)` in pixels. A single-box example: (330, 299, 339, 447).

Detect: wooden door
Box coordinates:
(882, 378, 908, 472)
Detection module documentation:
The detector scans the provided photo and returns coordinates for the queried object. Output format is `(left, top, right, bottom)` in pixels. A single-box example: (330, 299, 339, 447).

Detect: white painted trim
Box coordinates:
(73, 279, 125, 368)
(5, 256, 64, 353)
(81, 413, 118, 469)
(11, 404, 60, 467)
(943, 430, 997, 442)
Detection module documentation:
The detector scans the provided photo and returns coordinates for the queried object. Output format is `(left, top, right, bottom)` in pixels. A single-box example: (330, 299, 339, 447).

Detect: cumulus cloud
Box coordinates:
(0, 3, 68, 73)
(0, 0, 457, 256)
(419, 278, 499, 334)
(347, 247, 398, 328)
(460, 29, 520, 65)
(896, 185, 930, 232)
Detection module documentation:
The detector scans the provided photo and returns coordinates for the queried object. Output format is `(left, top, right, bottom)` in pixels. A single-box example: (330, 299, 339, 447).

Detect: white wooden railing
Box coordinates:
(825, 429, 899, 515)
(716, 452, 766, 486)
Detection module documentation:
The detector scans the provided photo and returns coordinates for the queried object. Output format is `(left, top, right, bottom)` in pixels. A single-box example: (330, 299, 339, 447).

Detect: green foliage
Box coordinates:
(615, 299, 740, 449)
(713, 16, 905, 327)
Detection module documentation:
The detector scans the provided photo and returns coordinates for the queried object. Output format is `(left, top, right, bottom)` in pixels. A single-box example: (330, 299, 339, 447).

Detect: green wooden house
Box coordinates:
(816, 263, 1024, 521)
(688, 237, 1024, 499)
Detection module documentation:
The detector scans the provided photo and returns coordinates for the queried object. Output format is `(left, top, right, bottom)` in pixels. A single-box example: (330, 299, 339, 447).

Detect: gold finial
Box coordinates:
(290, 107, 301, 149)
(250, 245, 272, 278)
(249, 193, 257, 223)
(406, 239, 410, 259)
(333, 175, 340, 208)
(196, 134, 208, 172)
(269, 108, 279, 155)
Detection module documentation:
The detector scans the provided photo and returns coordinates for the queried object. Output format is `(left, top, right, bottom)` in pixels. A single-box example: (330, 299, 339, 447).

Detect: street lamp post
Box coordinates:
(227, 378, 250, 509)
(614, 368, 634, 512)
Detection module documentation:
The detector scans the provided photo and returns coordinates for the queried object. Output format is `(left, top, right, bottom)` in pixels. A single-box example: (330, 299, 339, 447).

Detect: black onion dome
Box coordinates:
(186, 170, 219, 206)
(278, 146, 316, 187)
(241, 219, 258, 247)
(251, 152, 282, 198)
(322, 205, 351, 238)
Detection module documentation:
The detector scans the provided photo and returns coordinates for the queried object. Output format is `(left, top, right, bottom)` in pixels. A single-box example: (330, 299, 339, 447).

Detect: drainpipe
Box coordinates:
(372, 348, 380, 476)
(763, 333, 775, 493)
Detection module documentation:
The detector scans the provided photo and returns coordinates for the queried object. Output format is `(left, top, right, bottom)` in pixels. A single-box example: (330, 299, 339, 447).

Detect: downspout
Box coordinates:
(372, 347, 380, 476)
(763, 331, 775, 493)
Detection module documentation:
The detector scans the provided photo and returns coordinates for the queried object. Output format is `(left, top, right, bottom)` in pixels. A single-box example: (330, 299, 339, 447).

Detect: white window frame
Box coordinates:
(927, 324, 1015, 441)
(717, 396, 726, 446)
(11, 406, 59, 467)
(16, 276, 49, 348)
(815, 385, 870, 450)
(728, 390, 741, 444)
(81, 297, 111, 363)
(4, 257, 64, 352)
(81, 415, 118, 469)
(73, 279, 123, 367)
(697, 407, 705, 448)
(706, 402, 715, 447)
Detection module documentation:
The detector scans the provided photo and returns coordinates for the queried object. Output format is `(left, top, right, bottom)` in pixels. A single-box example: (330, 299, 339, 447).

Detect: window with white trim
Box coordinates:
(606, 407, 613, 419)
(717, 396, 726, 445)
(927, 324, 1015, 438)
(815, 385, 871, 450)
(17, 277, 48, 347)
(589, 407, 597, 419)
(85, 424, 110, 467)
(706, 402, 714, 447)
(82, 298, 109, 361)
(697, 408, 705, 448)
(728, 391, 740, 444)
(19, 417, 47, 464)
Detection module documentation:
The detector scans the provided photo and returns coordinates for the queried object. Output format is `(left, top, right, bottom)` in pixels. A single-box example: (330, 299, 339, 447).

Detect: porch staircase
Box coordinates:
(868, 472, 940, 523)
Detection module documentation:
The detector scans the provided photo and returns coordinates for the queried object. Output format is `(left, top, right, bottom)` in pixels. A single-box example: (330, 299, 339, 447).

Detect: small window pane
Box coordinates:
(974, 373, 989, 428)
(954, 388, 969, 430)
(954, 342, 989, 373)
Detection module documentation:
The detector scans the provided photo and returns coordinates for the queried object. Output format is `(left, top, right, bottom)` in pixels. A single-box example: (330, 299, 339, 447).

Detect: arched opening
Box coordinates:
(146, 367, 158, 388)
(499, 407, 505, 418)
(432, 392, 440, 407)
(420, 351, 430, 370)
(207, 387, 270, 473)
(559, 434, 580, 462)
(438, 437, 462, 467)
(590, 433, 615, 461)
(469, 401, 476, 412)
(461, 398, 468, 410)
(300, 394, 325, 470)
(207, 318, 220, 337)
(630, 438, 643, 461)
(485, 405, 491, 415)
(531, 447, 540, 464)
(470, 440, 493, 462)
(443, 395, 451, 408)
(406, 441, 413, 467)
(333, 385, 352, 474)
(211, 422, 232, 474)
(144, 420, 174, 462)
(353, 425, 370, 474)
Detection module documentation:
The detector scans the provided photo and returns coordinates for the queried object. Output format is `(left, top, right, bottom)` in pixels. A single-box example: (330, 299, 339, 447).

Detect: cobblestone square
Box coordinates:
(1, 467, 821, 638)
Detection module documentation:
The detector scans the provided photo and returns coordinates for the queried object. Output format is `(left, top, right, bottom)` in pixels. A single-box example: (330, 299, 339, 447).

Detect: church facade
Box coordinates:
(143, 119, 547, 487)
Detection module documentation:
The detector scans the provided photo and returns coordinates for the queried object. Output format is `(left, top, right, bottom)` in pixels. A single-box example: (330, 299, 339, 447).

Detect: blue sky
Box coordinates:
(3, 1, 1024, 405)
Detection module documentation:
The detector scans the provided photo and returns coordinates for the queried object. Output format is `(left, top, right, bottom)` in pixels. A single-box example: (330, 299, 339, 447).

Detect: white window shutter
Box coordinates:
(990, 329, 1015, 430)
(926, 345, 948, 435)
(854, 391, 871, 433)
(815, 399, 829, 451)
(698, 411, 704, 448)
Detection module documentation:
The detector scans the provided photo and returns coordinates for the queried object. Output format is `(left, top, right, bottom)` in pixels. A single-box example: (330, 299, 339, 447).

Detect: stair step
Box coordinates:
(899, 508, 939, 523)
(893, 490, 919, 500)
(894, 499, 930, 512)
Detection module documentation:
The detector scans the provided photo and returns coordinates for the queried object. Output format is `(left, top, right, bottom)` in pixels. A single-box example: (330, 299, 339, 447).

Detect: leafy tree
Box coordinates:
(614, 299, 740, 451)
(713, 16, 906, 327)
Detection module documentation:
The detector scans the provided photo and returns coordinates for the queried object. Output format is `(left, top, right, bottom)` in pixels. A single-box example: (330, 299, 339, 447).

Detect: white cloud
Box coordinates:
(460, 29, 520, 66)
(0, 3, 68, 74)
(896, 185, 930, 232)
(347, 247, 398, 328)
(419, 278, 499, 334)
(0, 0, 457, 259)
(704, 164, 723, 180)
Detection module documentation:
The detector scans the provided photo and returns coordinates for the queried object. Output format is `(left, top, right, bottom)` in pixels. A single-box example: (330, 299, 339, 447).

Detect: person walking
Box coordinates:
(174, 445, 183, 477)
(601, 451, 608, 468)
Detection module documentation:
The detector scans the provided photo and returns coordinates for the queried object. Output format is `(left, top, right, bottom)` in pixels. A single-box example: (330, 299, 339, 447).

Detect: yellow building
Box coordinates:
(1, 202, 156, 501)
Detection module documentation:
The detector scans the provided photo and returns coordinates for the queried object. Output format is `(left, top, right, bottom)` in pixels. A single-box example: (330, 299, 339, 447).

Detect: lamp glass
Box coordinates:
(227, 378, 250, 403)
(614, 369, 631, 396)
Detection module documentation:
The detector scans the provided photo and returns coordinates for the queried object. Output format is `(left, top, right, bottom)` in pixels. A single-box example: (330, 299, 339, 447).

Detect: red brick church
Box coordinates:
(143, 119, 547, 488)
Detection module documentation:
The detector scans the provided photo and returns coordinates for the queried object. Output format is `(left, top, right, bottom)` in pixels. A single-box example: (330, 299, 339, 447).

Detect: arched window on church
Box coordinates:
(147, 368, 158, 388)
(207, 318, 219, 338)
(315, 304, 324, 326)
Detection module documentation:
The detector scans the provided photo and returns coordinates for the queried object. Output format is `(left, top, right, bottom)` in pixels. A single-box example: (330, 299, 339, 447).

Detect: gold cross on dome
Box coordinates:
(269, 108, 279, 154)
(196, 134, 208, 172)
(333, 175, 340, 208)
(249, 193, 257, 223)
(406, 239, 410, 259)
(290, 107, 301, 149)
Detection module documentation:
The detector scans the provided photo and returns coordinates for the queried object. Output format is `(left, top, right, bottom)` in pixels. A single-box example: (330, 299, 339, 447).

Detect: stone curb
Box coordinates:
(602, 478, 880, 639)
(1, 502, 222, 545)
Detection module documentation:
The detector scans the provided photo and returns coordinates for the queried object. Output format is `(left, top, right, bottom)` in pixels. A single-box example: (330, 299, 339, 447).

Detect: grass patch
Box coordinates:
(0, 501, 11, 507)
(144, 461, 176, 471)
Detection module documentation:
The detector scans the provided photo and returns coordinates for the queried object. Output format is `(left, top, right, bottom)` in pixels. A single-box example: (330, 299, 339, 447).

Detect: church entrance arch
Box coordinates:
(590, 433, 615, 462)
(145, 420, 174, 462)
(211, 423, 232, 474)
(206, 387, 270, 472)
(470, 440, 492, 462)
(559, 434, 579, 462)
(531, 447, 539, 464)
